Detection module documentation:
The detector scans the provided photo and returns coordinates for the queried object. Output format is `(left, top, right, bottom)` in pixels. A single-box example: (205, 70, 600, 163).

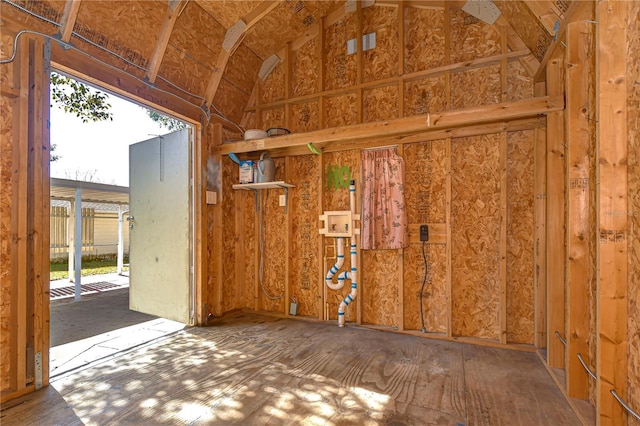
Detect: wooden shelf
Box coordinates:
(232, 181, 295, 190)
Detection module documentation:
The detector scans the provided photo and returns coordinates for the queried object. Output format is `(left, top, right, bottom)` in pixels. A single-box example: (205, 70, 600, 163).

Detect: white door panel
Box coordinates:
(128, 129, 191, 324)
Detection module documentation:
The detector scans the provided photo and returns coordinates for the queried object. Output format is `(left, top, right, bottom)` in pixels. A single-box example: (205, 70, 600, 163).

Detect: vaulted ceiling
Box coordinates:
(0, 0, 578, 128)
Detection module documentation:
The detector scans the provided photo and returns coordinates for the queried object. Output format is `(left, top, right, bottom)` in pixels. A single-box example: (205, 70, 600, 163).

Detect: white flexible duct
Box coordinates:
(325, 237, 346, 291)
(337, 181, 358, 327)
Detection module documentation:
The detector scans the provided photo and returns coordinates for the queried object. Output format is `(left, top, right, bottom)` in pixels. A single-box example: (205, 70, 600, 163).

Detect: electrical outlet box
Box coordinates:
(206, 191, 217, 205)
(420, 224, 429, 242)
(279, 194, 286, 207)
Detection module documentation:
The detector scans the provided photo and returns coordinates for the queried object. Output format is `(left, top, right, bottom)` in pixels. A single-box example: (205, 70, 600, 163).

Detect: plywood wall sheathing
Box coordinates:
(449, 8, 501, 64)
(260, 61, 286, 104)
(290, 101, 320, 134)
(506, 130, 534, 344)
(451, 134, 501, 340)
(324, 93, 358, 128)
(214, 80, 252, 126)
(507, 61, 534, 102)
(362, 5, 398, 84)
(221, 157, 237, 313)
(322, 150, 359, 322)
(362, 250, 399, 327)
(404, 6, 445, 74)
(261, 107, 286, 131)
(626, 0, 640, 417)
(450, 65, 501, 109)
(405, 140, 447, 225)
(259, 158, 287, 313)
(324, 14, 357, 91)
(243, 186, 257, 310)
(289, 155, 320, 318)
(362, 85, 398, 123)
(0, 31, 15, 392)
(403, 76, 447, 117)
(292, 38, 319, 97)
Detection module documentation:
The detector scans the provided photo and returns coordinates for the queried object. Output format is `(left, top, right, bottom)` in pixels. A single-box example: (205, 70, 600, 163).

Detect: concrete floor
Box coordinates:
(50, 274, 185, 378)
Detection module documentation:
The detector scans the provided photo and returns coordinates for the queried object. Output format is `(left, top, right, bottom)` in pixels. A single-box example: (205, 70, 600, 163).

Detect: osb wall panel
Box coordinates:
(450, 7, 501, 64)
(361, 250, 399, 327)
(325, 93, 357, 128)
(404, 140, 447, 225)
(259, 158, 287, 313)
(221, 157, 237, 313)
(215, 79, 250, 126)
(324, 14, 357, 91)
(403, 140, 448, 332)
(404, 76, 447, 117)
(363, 85, 398, 123)
(404, 244, 447, 332)
(450, 64, 501, 109)
(495, 0, 552, 62)
(292, 38, 319, 97)
(627, 0, 640, 413)
(260, 61, 285, 104)
(507, 60, 534, 102)
(323, 150, 359, 322)
(362, 6, 398, 83)
(0, 94, 13, 392)
(261, 107, 286, 130)
(290, 101, 320, 134)
(451, 134, 501, 340)
(226, 44, 262, 96)
(404, 6, 445, 74)
(289, 155, 321, 317)
(506, 130, 534, 344)
(242, 187, 256, 310)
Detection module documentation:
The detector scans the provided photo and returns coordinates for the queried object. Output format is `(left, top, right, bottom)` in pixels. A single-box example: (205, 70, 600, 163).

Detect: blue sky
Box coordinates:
(50, 90, 173, 187)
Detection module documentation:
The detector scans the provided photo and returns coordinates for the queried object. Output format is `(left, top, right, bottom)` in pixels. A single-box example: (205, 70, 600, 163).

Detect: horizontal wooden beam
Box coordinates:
(218, 96, 562, 155)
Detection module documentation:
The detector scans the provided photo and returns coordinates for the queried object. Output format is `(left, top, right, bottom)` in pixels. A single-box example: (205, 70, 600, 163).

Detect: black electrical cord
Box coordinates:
(419, 240, 428, 333)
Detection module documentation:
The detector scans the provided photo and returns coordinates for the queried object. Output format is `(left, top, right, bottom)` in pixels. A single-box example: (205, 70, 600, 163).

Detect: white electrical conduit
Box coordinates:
(324, 180, 358, 327)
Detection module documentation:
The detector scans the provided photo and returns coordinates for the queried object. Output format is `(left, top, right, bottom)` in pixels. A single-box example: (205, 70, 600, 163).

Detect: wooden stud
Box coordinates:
(195, 119, 206, 325)
(565, 20, 592, 400)
(546, 52, 565, 370)
(234, 181, 246, 312)
(356, 1, 363, 124)
(398, 1, 405, 77)
(284, 156, 292, 316)
(146, 0, 186, 84)
(445, 137, 452, 337)
(318, 16, 325, 128)
(58, 0, 82, 43)
(499, 132, 508, 344)
(284, 43, 292, 129)
(500, 26, 508, 103)
(596, 1, 628, 424)
(533, 81, 547, 349)
(397, 143, 404, 331)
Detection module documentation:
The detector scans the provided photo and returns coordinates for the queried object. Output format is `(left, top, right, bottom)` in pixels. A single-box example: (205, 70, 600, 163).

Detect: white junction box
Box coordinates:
(279, 194, 286, 207)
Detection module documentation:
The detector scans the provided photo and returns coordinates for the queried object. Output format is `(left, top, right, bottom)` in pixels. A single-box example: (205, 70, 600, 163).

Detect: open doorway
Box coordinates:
(49, 72, 194, 378)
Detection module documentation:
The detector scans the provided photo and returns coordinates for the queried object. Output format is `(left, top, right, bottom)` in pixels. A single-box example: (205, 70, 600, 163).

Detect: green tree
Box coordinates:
(145, 110, 187, 131)
(50, 72, 113, 123)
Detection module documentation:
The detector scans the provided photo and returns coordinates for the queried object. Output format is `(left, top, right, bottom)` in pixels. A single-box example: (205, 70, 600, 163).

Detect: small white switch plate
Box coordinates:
(206, 191, 217, 205)
(279, 194, 286, 207)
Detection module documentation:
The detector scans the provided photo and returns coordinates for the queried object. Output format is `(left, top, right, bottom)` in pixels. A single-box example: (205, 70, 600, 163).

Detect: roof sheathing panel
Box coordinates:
(0, 0, 64, 35)
(495, 0, 552, 62)
(225, 43, 261, 93)
(243, 0, 341, 60)
(159, 43, 209, 100)
(168, 2, 226, 72)
(194, 0, 264, 30)
(73, 0, 166, 70)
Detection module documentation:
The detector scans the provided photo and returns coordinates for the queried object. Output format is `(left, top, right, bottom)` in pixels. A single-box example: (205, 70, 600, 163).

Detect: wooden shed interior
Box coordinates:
(0, 0, 638, 424)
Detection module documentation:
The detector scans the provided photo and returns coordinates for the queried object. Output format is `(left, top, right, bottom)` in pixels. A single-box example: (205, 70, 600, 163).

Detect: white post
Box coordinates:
(68, 199, 75, 282)
(117, 205, 126, 275)
(74, 188, 82, 302)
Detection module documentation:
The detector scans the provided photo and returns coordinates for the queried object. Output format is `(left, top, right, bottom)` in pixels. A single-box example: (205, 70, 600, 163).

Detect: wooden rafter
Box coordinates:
(204, 1, 279, 108)
(533, 1, 587, 81)
(146, 0, 188, 84)
(495, 15, 540, 77)
(522, 0, 566, 35)
(58, 0, 82, 43)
